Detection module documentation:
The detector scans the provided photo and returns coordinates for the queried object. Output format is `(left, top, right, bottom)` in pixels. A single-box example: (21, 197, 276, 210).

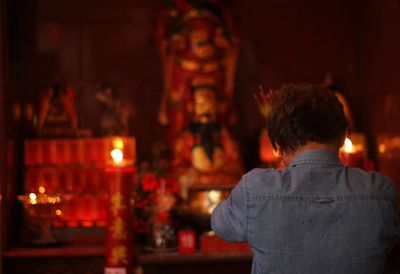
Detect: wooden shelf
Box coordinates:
(138, 251, 252, 265)
(4, 243, 252, 263)
(3, 244, 105, 258)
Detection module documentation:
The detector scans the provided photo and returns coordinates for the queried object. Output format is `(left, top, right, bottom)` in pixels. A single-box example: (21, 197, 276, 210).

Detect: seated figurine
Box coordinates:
(37, 83, 78, 137)
(171, 84, 243, 191)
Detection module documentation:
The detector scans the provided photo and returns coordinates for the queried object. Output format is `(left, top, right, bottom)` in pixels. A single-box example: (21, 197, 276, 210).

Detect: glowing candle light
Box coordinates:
(343, 138, 354, 153)
(38, 186, 45, 194)
(379, 144, 386, 154)
(111, 148, 124, 165)
(29, 192, 38, 205)
(340, 137, 365, 169)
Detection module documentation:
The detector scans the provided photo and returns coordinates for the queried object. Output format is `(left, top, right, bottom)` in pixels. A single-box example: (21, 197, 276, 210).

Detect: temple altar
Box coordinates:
(1, 0, 400, 273)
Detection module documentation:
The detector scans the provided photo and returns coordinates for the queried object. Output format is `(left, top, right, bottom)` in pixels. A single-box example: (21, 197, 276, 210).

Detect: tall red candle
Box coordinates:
(105, 139, 135, 274)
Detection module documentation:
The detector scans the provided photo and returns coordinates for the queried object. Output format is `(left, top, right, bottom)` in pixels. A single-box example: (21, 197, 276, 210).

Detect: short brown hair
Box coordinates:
(266, 83, 347, 154)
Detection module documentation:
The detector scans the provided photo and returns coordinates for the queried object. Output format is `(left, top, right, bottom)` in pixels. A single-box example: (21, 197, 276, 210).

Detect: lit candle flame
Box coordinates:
(343, 138, 354, 153)
(29, 192, 37, 204)
(110, 148, 124, 164)
(29, 193, 37, 201)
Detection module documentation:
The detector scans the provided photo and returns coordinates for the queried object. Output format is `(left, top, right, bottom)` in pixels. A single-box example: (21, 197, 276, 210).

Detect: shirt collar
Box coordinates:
(289, 149, 343, 167)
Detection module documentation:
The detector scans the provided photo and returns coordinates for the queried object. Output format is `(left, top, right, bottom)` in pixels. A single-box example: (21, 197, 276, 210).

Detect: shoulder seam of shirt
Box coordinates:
(290, 160, 343, 167)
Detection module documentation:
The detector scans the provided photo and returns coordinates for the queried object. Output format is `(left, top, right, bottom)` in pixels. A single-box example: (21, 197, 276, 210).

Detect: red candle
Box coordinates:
(339, 138, 365, 169)
(54, 139, 69, 165)
(69, 139, 83, 165)
(25, 140, 42, 165)
(105, 142, 135, 274)
(340, 151, 365, 169)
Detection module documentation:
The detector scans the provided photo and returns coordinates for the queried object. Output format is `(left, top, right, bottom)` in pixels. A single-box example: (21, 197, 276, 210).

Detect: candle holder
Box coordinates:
(18, 191, 62, 245)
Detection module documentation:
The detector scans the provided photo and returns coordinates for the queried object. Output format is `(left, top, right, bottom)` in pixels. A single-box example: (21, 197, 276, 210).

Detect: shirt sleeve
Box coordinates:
(210, 174, 248, 242)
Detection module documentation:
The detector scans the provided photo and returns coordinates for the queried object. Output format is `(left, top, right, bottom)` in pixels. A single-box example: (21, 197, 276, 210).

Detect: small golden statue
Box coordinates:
(36, 83, 79, 137)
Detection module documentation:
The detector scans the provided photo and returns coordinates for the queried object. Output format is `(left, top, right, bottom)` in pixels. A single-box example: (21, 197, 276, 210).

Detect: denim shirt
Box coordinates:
(211, 149, 398, 274)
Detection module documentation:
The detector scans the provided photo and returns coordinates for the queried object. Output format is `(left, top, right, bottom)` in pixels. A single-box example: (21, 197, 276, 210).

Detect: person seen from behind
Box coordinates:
(211, 83, 398, 274)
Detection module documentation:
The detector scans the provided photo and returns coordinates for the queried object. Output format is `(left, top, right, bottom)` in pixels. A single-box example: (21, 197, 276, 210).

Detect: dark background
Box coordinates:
(4, 0, 400, 163)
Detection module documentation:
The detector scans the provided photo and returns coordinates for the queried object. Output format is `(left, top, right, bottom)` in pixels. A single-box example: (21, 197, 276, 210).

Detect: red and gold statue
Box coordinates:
(156, 0, 243, 204)
(157, 0, 239, 145)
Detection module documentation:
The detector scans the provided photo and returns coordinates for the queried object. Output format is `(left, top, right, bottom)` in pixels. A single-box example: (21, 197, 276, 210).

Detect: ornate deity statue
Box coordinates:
(156, 0, 243, 196)
(156, 0, 239, 145)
